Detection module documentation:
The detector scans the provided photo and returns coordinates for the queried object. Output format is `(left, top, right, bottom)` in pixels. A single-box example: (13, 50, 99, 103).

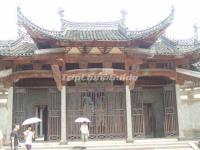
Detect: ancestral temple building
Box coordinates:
(0, 7, 200, 143)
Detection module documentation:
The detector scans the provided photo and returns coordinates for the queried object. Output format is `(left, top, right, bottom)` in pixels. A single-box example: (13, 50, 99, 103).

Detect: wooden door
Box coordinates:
(143, 103, 154, 137)
(67, 86, 126, 140)
(131, 87, 145, 137)
(47, 88, 61, 140)
(13, 88, 28, 137)
(13, 88, 27, 127)
(163, 84, 178, 136)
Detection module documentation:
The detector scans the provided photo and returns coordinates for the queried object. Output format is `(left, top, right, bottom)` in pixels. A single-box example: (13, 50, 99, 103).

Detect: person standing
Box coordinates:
(80, 122, 89, 142)
(23, 126, 34, 150)
(10, 123, 20, 150)
(0, 129, 3, 149)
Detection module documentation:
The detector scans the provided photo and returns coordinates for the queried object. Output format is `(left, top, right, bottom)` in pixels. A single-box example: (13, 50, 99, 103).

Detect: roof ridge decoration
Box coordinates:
(127, 6, 174, 39)
(120, 9, 127, 28)
(17, 6, 64, 39)
(161, 35, 200, 50)
(0, 33, 35, 48)
(193, 24, 199, 43)
(151, 35, 200, 57)
(161, 22, 200, 50)
(0, 24, 37, 56)
(63, 20, 121, 30)
(58, 8, 65, 30)
(58, 7, 126, 31)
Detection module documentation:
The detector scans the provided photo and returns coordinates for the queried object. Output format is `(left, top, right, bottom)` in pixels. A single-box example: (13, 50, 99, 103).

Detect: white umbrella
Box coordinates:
(22, 117, 42, 125)
(75, 117, 90, 123)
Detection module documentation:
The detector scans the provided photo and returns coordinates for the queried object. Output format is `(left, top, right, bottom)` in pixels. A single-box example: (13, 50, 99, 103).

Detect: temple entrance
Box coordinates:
(67, 85, 126, 140)
(144, 103, 155, 137)
(131, 84, 178, 138)
(12, 87, 61, 141)
(12, 79, 178, 141)
(34, 105, 48, 141)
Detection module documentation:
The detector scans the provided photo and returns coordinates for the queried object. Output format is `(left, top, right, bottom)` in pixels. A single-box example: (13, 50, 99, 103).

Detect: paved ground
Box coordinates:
(1, 139, 200, 150)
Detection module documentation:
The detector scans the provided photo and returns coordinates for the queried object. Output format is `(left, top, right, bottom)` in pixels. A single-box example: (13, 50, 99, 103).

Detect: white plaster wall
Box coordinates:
(0, 107, 8, 138)
(190, 102, 200, 129)
(0, 88, 9, 140)
(177, 86, 200, 138)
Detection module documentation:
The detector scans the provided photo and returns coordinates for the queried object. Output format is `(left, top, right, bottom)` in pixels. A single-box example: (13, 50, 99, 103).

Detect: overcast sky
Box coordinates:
(0, 0, 200, 40)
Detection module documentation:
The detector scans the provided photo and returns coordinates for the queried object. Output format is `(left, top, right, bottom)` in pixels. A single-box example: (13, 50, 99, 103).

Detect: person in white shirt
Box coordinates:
(80, 122, 89, 142)
(23, 126, 34, 150)
(0, 129, 3, 149)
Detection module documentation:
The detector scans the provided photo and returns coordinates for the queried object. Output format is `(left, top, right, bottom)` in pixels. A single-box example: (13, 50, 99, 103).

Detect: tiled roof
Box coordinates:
(150, 41, 179, 56)
(0, 35, 37, 56)
(150, 36, 200, 56)
(64, 30, 128, 41)
(0, 44, 35, 56)
(3, 7, 200, 57)
(160, 36, 200, 53)
(17, 7, 174, 42)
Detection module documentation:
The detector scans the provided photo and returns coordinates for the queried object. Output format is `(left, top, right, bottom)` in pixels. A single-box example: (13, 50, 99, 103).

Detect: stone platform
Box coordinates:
(2, 138, 200, 150)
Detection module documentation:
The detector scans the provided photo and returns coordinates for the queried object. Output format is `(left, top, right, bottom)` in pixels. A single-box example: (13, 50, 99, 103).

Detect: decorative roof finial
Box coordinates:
(16, 6, 22, 37)
(171, 5, 175, 14)
(193, 23, 199, 43)
(58, 8, 65, 30)
(17, 5, 21, 14)
(120, 9, 127, 25)
(167, 6, 175, 22)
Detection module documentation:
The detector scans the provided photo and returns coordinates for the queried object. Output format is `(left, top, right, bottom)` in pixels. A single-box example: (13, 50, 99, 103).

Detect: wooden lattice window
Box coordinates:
(42, 64, 51, 70)
(88, 63, 103, 68)
(156, 62, 175, 70)
(15, 64, 33, 71)
(65, 63, 79, 70)
(112, 63, 125, 69)
(140, 63, 149, 69)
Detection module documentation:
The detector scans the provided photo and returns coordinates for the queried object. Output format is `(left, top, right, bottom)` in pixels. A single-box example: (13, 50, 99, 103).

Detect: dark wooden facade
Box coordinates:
(11, 78, 179, 140)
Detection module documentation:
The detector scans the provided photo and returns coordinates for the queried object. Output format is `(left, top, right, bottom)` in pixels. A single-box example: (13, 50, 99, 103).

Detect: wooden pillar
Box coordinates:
(60, 86, 67, 144)
(125, 85, 134, 142)
(35, 106, 38, 137)
(39, 108, 43, 137)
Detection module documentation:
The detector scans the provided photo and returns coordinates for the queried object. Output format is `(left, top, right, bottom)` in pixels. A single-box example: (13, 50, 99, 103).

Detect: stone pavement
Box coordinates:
(1, 138, 200, 150)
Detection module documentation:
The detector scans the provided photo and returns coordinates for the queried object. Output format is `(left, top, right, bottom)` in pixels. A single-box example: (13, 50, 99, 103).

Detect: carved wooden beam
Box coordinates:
(138, 69, 176, 78)
(126, 76, 138, 90)
(2, 70, 53, 88)
(51, 64, 62, 91)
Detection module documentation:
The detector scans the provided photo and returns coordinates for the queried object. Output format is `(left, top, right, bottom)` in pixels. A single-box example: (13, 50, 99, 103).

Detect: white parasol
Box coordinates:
(75, 117, 90, 123)
(22, 117, 42, 125)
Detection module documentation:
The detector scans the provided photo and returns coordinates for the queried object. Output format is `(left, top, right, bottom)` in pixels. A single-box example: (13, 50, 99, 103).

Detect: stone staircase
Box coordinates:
(3, 138, 200, 150)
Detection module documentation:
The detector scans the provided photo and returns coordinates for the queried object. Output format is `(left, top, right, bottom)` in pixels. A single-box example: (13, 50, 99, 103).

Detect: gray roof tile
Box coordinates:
(63, 30, 128, 41)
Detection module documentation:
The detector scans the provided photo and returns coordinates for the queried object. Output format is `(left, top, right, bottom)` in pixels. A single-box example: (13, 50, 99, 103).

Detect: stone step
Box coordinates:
(24, 138, 181, 147)
(30, 141, 192, 147)
(3, 139, 199, 150)
(8, 145, 192, 150)
(134, 138, 178, 143)
(3, 141, 195, 150)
